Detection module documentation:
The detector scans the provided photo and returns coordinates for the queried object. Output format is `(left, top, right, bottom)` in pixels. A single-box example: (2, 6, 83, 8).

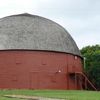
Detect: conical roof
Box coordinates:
(0, 13, 81, 56)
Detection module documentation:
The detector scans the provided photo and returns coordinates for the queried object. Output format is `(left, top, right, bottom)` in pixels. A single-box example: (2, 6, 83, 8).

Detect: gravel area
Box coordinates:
(4, 95, 64, 100)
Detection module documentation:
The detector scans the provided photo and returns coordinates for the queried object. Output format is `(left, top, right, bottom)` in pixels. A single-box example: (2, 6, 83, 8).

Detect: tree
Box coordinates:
(80, 45, 100, 89)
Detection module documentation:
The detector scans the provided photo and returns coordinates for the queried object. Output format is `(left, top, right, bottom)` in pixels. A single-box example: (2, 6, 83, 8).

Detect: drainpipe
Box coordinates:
(83, 57, 86, 69)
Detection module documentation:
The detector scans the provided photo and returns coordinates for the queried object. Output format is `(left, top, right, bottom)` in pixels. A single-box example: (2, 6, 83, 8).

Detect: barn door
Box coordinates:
(30, 72, 39, 89)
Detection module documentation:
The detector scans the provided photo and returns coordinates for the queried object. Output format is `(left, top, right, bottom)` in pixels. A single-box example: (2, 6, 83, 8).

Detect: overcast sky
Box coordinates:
(0, 0, 100, 49)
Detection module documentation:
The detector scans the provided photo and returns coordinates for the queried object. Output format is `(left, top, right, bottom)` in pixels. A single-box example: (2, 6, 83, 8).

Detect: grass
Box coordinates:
(0, 89, 100, 100)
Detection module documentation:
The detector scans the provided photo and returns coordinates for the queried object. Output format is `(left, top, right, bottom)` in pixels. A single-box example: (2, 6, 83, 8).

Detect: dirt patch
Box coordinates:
(4, 95, 64, 100)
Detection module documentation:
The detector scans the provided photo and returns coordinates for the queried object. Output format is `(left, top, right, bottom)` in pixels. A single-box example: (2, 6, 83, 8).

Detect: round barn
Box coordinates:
(0, 13, 83, 90)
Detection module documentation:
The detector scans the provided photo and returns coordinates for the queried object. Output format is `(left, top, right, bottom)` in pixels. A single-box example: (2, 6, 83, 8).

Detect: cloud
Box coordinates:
(0, 0, 40, 17)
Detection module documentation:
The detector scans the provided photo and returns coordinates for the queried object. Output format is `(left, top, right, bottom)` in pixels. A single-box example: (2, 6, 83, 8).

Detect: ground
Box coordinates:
(0, 89, 100, 100)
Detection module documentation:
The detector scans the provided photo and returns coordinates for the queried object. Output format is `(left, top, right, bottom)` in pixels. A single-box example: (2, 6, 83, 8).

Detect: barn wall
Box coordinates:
(0, 51, 83, 90)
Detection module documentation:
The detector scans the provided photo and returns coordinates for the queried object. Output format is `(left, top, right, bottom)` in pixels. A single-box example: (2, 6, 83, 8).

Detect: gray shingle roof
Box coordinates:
(0, 13, 81, 56)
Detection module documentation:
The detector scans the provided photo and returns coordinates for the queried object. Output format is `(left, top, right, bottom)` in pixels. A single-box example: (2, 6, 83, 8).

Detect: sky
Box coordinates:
(0, 0, 100, 49)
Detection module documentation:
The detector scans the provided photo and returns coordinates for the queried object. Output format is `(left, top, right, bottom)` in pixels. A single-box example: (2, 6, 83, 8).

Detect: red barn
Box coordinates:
(0, 13, 96, 90)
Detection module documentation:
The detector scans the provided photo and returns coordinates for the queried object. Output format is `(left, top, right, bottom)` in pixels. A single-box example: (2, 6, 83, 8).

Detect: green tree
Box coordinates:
(80, 45, 100, 89)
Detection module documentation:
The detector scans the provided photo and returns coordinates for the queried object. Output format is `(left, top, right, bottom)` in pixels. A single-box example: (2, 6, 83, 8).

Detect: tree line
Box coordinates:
(80, 44, 100, 90)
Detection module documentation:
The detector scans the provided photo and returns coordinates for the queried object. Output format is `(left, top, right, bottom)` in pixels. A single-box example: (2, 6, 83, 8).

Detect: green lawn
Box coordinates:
(0, 89, 100, 100)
